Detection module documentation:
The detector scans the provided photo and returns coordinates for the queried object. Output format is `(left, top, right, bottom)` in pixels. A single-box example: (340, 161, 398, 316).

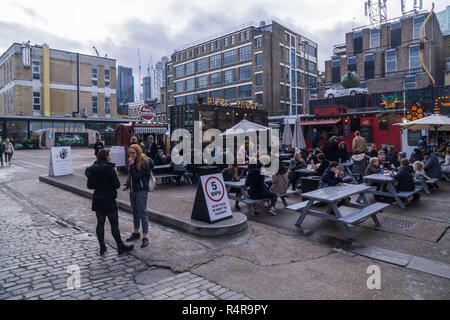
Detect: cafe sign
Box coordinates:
(207, 97, 258, 110)
(139, 105, 156, 121)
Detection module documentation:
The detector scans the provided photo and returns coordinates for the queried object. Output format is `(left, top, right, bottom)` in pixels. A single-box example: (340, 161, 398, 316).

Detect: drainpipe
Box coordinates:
(419, 3, 435, 86)
(76, 53, 80, 116)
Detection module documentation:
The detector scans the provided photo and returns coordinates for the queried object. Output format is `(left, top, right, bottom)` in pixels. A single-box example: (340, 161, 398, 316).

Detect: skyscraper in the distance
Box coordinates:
(143, 76, 152, 101)
(151, 56, 169, 101)
(117, 66, 135, 106)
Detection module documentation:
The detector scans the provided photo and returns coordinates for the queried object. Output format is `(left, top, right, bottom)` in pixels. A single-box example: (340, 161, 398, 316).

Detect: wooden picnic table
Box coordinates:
(288, 183, 388, 240)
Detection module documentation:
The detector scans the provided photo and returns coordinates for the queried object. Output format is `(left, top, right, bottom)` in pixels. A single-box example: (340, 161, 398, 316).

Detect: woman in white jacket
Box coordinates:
(3, 138, 14, 165)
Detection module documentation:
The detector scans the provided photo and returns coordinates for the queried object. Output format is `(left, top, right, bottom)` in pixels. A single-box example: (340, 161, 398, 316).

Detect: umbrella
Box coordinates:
(292, 116, 306, 150)
(220, 119, 270, 136)
(282, 119, 293, 146)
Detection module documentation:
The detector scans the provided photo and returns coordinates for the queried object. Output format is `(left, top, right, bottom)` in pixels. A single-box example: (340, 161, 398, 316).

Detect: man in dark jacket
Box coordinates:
(245, 162, 278, 215)
(423, 152, 442, 178)
(85, 149, 133, 255)
(145, 136, 158, 160)
(320, 162, 343, 187)
(390, 158, 417, 195)
(323, 136, 340, 162)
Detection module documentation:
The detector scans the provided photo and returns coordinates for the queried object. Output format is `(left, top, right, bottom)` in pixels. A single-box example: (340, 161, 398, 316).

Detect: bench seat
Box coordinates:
(286, 200, 321, 212)
(397, 187, 423, 198)
(338, 202, 389, 225)
(154, 174, 181, 179)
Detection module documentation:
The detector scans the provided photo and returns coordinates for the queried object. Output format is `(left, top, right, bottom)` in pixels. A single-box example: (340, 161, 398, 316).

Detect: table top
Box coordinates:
(295, 168, 315, 174)
(363, 173, 394, 182)
(153, 164, 171, 170)
(225, 176, 272, 188)
(301, 183, 371, 202)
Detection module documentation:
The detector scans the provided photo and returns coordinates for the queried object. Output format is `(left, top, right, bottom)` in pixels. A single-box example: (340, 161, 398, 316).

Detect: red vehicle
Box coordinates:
(269, 106, 403, 152)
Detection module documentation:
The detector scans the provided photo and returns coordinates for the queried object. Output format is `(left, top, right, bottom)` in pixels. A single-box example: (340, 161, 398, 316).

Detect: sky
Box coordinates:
(0, 0, 447, 100)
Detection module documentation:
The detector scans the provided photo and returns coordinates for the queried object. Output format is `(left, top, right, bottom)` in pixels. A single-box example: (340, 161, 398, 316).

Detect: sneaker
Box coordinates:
(126, 232, 140, 242)
(118, 244, 134, 255)
(268, 208, 276, 216)
(141, 238, 149, 248)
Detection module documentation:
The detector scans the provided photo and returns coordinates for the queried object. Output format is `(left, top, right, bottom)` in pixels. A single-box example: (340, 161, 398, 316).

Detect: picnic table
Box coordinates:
(363, 173, 422, 209)
(152, 164, 193, 185)
(339, 161, 358, 184)
(287, 183, 388, 240)
(153, 164, 171, 171)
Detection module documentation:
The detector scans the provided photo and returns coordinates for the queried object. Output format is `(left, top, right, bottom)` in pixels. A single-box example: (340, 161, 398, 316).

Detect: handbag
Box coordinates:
(149, 172, 156, 192)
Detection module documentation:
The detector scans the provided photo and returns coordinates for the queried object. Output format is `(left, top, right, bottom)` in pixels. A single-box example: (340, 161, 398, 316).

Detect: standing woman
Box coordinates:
(3, 138, 14, 166)
(93, 138, 104, 157)
(338, 141, 350, 162)
(123, 144, 151, 248)
(85, 149, 134, 255)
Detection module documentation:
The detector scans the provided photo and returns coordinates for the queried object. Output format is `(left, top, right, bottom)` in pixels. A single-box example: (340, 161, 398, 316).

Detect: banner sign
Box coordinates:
(55, 133, 89, 147)
(49, 147, 74, 177)
(191, 173, 233, 224)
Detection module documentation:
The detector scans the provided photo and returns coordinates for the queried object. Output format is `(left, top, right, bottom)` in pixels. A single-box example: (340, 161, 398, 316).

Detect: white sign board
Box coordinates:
(198, 174, 232, 223)
(110, 146, 126, 167)
(49, 147, 74, 177)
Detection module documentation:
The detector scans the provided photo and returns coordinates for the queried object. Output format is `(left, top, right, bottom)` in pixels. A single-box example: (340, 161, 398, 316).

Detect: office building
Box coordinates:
(151, 56, 168, 101)
(117, 66, 134, 106)
(143, 76, 152, 101)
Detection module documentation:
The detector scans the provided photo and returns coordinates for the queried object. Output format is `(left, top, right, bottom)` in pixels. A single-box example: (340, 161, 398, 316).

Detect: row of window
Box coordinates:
(2, 59, 13, 84)
(281, 66, 317, 87)
(280, 48, 317, 72)
(173, 45, 252, 78)
(173, 85, 260, 105)
(280, 85, 307, 103)
(174, 30, 253, 63)
(31, 92, 111, 115)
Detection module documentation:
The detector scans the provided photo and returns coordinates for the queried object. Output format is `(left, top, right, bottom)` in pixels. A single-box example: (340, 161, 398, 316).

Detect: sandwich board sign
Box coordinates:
(49, 147, 74, 177)
(110, 146, 126, 167)
(191, 173, 233, 224)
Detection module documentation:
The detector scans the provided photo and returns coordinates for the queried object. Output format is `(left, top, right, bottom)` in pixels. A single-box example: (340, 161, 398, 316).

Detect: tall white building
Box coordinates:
(151, 56, 169, 101)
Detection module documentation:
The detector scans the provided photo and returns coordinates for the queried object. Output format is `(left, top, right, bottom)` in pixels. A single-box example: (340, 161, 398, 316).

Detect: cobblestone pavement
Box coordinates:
(0, 187, 250, 300)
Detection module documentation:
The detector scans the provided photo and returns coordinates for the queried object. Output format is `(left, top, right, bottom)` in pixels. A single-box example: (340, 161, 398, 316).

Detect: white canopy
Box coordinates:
(395, 114, 450, 131)
(292, 116, 306, 150)
(220, 119, 270, 136)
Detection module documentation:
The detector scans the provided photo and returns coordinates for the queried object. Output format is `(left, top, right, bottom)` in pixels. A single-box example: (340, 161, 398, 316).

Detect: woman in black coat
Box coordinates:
(323, 136, 340, 162)
(93, 138, 104, 157)
(338, 141, 350, 162)
(85, 149, 133, 256)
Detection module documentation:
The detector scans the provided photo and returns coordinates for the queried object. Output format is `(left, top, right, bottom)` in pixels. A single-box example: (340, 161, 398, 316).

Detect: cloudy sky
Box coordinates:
(0, 0, 446, 100)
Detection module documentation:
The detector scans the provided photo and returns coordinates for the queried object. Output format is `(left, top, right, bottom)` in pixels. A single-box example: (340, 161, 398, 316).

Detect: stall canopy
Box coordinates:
(282, 119, 293, 146)
(220, 119, 270, 136)
(395, 114, 450, 131)
(292, 116, 306, 150)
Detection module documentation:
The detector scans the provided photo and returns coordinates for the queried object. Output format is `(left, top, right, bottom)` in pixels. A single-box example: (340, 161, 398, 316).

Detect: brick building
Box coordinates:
(0, 42, 118, 119)
(160, 20, 319, 118)
(324, 11, 445, 94)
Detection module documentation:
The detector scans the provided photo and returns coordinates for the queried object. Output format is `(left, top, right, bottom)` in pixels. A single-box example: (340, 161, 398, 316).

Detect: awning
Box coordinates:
(301, 119, 342, 126)
(134, 127, 168, 134)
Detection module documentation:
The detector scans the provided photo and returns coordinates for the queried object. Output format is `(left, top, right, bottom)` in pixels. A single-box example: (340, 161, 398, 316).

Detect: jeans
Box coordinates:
(95, 210, 123, 246)
(4, 152, 11, 164)
(130, 190, 149, 235)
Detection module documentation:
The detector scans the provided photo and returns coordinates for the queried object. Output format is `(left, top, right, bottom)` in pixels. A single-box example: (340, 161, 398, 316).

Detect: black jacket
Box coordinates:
(127, 159, 152, 192)
(338, 148, 350, 162)
(321, 168, 341, 187)
(85, 160, 120, 212)
(245, 167, 271, 200)
(0, 142, 4, 153)
(145, 142, 158, 160)
(424, 154, 442, 178)
(324, 140, 340, 162)
(392, 165, 415, 192)
(316, 160, 330, 177)
(94, 142, 104, 156)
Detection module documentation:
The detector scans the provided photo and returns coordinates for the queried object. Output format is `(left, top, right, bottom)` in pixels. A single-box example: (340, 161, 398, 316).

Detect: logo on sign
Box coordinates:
(140, 105, 155, 121)
(59, 148, 69, 159)
(205, 177, 225, 202)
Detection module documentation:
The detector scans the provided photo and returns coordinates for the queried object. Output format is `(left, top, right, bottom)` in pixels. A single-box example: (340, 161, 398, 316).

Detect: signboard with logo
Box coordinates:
(139, 105, 156, 121)
(55, 133, 89, 147)
(191, 174, 233, 224)
(49, 147, 74, 177)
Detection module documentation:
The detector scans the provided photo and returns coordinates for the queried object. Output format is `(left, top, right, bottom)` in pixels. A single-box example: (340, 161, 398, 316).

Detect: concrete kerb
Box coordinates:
(38, 175, 248, 238)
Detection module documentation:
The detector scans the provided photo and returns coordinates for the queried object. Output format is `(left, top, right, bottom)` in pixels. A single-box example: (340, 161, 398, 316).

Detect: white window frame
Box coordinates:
(404, 75, 416, 89)
(385, 49, 397, 76)
(409, 45, 421, 72)
(104, 69, 110, 87)
(370, 28, 380, 50)
(92, 95, 98, 115)
(32, 59, 40, 80)
(92, 68, 98, 86)
(105, 97, 111, 115)
(33, 91, 41, 112)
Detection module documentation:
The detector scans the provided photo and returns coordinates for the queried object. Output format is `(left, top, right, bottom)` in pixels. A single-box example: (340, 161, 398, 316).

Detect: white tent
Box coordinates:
(220, 119, 270, 136)
(395, 114, 450, 131)
(282, 119, 293, 146)
(292, 116, 306, 150)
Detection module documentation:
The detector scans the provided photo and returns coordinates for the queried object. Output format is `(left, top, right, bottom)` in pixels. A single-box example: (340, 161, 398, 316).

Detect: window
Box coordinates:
(390, 22, 402, 48)
(168, 64, 173, 72)
(223, 50, 236, 66)
(104, 70, 110, 87)
(255, 93, 263, 104)
(240, 32, 244, 42)
(307, 61, 316, 72)
(280, 84, 284, 98)
(300, 57, 306, 69)
(285, 33, 290, 42)
(331, 60, 340, 83)
(197, 75, 207, 88)
(296, 56, 301, 67)
(285, 48, 290, 63)
(175, 96, 184, 105)
(92, 68, 98, 86)
(280, 65, 284, 79)
(175, 65, 184, 78)
(167, 76, 173, 85)
(92, 96, 98, 114)
(196, 47, 200, 55)
(202, 45, 206, 53)
(239, 85, 251, 98)
(168, 91, 173, 101)
(409, 46, 421, 72)
(224, 87, 236, 100)
(255, 37, 262, 47)
(386, 49, 397, 76)
(238, 45, 251, 62)
(404, 75, 416, 89)
(32, 60, 40, 80)
(370, 29, 380, 50)
(296, 71, 301, 85)
(209, 54, 221, 69)
(307, 75, 317, 87)
(175, 81, 184, 93)
(224, 37, 229, 47)
(413, 15, 426, 40)
(347, 56, 357, 72)
(209, 42, 214, 51)
(286, 86, 290, 99)
(245, 30, 250, 40)
(197, 58, 207, 72)
(286, 68, 290, 81)
(255, 53, 262, 67)
(239, 65, 251, 80)
(224, 69, 236, 83)
(215, 40, 220, 50)
(185, 51, 189, 59)
(305, 44, 317, 57)
(209, 90, 221, 99)
(364, 53, 375, 80)
(298, 88, 304, 102)
(105, 97, 111, 114)
(210, 72, 221, 85)
(185, 61, 195, 75)
(33, 91, 40, 111)
(186, 94, 195, 104)
(255, 73, 262, 86)
(161, 94, 165, 104)
(185, 78, 195, 91)
(353, 31, 363, 55)
(280, 45, 284, 61)
(191, 49, 194, 57)
(231, 35, 235, 45)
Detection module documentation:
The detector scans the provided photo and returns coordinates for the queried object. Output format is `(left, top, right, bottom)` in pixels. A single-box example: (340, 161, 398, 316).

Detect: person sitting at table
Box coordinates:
(368, 144, 378, 158)
(169, 160, 187, 185)
(245, 162, 278, 216)
(307, 149, 318, 164)
(320, 162, 344, 188)
(365, 157, 381, 176)
(350, 149, 370, 182)
(422, 151, 442, 179)
(387, 146, 400, 167)
(154, 149, 170, 166)
(338, 141, 350, 163)
(409, 148, 423, 163)
(413, 161, 431, 194)
(270, 163, 289, 196)
(377, 151, 391, 169)
(311, 153, 329, 177)
(390, 158, 419, 202)
(222, 164, 242, 211)
(288, 152, 307, 191)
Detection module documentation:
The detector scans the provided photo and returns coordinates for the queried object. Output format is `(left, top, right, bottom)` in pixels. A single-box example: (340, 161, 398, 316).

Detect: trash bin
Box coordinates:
(301, 176, 321, 193)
